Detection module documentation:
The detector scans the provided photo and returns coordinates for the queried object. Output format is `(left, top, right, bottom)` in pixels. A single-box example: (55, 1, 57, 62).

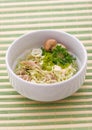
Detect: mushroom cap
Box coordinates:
(44, 39, 57, 51)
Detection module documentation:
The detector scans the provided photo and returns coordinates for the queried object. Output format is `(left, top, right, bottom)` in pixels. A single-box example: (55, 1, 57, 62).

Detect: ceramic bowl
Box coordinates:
(6, 30, 87, 102)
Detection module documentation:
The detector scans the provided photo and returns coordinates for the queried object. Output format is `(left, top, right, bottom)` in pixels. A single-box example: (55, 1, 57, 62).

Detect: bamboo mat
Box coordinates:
(0, 0, 92, 130)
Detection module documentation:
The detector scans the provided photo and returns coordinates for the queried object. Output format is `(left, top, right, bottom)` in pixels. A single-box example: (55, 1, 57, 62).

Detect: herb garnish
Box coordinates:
(41, 45, 76, 70)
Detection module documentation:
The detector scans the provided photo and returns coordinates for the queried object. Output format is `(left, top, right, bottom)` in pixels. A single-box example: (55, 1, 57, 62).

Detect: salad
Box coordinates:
(14, 39, 78, 84)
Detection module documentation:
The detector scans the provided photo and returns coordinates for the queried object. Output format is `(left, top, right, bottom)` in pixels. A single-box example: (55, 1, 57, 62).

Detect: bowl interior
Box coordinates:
(7, 30, 86, 73)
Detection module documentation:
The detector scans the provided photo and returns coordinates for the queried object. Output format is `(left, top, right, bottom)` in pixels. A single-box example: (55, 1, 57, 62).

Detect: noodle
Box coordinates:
(14, 43, 78, 84)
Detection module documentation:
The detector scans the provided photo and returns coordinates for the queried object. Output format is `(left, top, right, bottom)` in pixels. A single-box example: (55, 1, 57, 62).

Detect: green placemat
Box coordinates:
(0, 0, 92, 130)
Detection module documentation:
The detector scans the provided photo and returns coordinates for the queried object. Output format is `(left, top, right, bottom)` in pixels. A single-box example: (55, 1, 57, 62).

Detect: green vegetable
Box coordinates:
(41, 45, 76, 70)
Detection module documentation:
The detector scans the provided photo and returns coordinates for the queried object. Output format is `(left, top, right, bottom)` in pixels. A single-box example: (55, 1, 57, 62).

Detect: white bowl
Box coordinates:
(6, 30, 87, 102)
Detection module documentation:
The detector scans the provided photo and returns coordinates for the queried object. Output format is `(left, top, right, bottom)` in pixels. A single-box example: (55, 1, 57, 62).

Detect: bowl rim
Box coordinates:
(5, 30, 87, 87)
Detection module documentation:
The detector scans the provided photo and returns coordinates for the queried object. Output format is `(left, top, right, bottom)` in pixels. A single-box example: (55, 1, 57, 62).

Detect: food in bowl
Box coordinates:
(14, 39, 78, 84)
(6, 30, 87, 101)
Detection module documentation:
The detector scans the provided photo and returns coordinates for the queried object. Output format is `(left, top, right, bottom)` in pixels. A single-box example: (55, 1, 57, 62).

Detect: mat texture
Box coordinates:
(0, 0, 92, 130)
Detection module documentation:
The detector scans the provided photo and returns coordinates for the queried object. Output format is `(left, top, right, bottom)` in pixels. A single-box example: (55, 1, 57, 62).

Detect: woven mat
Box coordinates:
(0, 0, 92, 130)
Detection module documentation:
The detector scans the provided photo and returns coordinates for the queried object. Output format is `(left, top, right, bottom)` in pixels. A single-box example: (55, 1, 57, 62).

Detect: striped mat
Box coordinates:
(0, 0, 92, 130)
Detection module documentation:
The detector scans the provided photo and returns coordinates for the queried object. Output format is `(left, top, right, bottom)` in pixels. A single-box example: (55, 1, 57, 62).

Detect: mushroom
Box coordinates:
(44, 39, 57, 51)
